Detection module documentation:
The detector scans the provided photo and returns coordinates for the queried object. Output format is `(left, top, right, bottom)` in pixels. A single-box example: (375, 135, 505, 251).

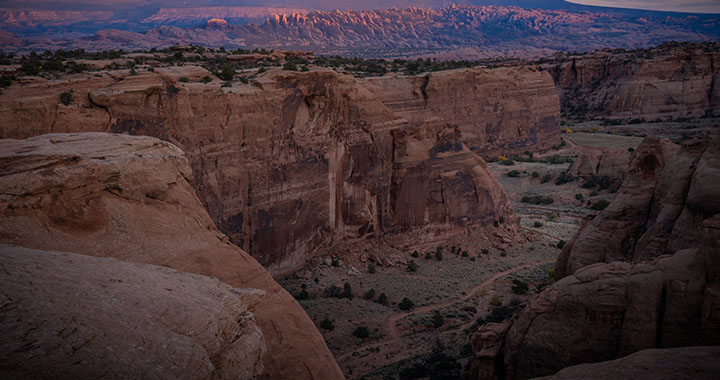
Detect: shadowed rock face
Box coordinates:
(0, 245, 266, 380)
(545, 43, 720, 120)
(0, 133, 344, 380)
(490, 138, 720, 379)
(532, 346, 720, 380)
(0, 66, 554, 274)
(557, 137, 719, 278)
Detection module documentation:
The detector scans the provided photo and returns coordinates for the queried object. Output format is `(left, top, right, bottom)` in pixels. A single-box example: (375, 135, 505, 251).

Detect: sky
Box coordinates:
(567, 0, 720, 13)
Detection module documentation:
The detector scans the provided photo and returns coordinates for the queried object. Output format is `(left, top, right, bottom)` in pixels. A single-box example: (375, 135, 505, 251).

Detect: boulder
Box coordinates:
(0, 133, 344, 380)
(0, 245, 265, 380)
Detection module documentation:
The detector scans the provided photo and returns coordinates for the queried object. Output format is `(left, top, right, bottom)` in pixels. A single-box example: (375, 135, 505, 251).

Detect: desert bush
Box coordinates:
(399, 297, 415, 310)
(461, 251, 469, 257)
(407, 260, 419, 272)
(331, 258, 340, 267)
(557, 240, 567, 249)
(283, 61, 298, 71)
(368, 264, 376, 274)
(364, 288, 376, 300)
(220, 63, 236, 80)
(342, 282, 353, 299)
(507, 170, 521, 177)
(425, 252, 432, 259)
(511, 279, 529, 294)
(295, 288, 310, 300)
(532, 171, 540, 178)
(201, 75, 212, 83)
(533, 221, 543, 228)
(481, 248, 490, 255)
(541, 173, 553, 183)
(521, 195, 554, 205)
(324, 285, 343, 298)
(353, 326, 370, 339)
(489, 295, 502, 307)
(435, 247, 443, 261)
(555, 171, 575, 185)
(320, 318, 335, 331)
(591, 200, 610, 210)
(575, 193, 584, 200)
(412, 250, 419, 258)
(59, 89, 74, 105)
(432, 312, 444, 328)
(378, 292, 388, 305)
(179, 77, 189, 82)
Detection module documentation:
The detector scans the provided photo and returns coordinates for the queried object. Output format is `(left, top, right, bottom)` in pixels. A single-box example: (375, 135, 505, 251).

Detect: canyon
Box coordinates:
(1, 41, 719, 380)
(0, 64, 558, 275)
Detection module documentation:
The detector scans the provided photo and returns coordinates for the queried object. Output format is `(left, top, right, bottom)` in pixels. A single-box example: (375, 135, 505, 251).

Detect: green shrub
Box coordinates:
(507, 170, 521, 177)
(425, 252, 432, 259)
(575, 193, 584, 200)
(482, 248, 490, 255)
(59, 89, 74, 105)
(342, 282, 353, 299)
(461, 251, 469, 257)
(411, 251, 419, 258)
(399, 297, 415, 310)
(591, 200, 610, 210)
(432, 312, 444, 328)
(320, 318, 334, 330)
(353, 326, 370, 339)
(499, 216, 505, 224)
(220, 63, 236, 80)
(407, 260, 419, 272)
(521, 195, 554, 205)
(378, 292, 388, 305)
(489, 295, 502, 307)
(557, 240, 567, 249)
(533, 221, 543, 228)
(324, 285, 343, 298)
(493, 220, 499, 227)
(435, 247, 443, 261)
(331, 258, 340, 267)
(283, 61, 298, 71)
(364, 288, 376, 300)
(532, 171, 540, 178)
(500, 251, 507, 257)
(295, 288, 310, 300)
(368, 264, 376, 274)
(511, 279, 529, 294)
(541, 173, 553, 183)
(222, 80, 232, 88)
(201, 75, 212, 83)
(179, 77, 189, 82)
(555, 171, 575, 185)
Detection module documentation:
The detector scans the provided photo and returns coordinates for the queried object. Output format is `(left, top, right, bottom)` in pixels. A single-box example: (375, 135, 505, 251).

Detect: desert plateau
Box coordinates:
(1, 1, 719, 380)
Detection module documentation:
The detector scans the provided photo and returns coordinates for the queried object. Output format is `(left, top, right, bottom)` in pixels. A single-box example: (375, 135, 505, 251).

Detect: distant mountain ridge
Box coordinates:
(2, 4, 719, 58)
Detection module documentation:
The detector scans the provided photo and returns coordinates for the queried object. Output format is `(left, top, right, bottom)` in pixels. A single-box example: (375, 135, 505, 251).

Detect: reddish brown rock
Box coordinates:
(546, 43, 720, 120)
(0, 133, 343, 380)
(0, 245, 265, 380)
(532, 346, 720, 380)
(568, 148, 632, 183)
(0, 65, 544, 275)
(470, 322, 511, 380)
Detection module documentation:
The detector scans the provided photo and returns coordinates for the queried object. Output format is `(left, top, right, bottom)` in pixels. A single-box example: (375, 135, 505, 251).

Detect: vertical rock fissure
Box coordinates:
(655, 286, 667, 348)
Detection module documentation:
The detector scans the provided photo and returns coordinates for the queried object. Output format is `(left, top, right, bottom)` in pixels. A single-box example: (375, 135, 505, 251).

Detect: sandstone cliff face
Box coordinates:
(0, 133, 344, 380)
(0, 245, 265, 380)
(532, 346, 720, 380)
(557, 137, 720, 278)
(0, 66, 553, 274)
(546, 43, 720, 120)
(491, 137, 720, 379)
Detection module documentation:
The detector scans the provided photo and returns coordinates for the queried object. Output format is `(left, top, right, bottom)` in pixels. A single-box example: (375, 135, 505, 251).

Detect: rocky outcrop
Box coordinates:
(0, 133, 344, 380)
(556, 137, 719, 278)
(0, 65, 545, 274)
(532, 346, 720, 380)
(492, 137, 720, 379)
(0, 245, 265, 380)
(546, 42, 720, 120)
(568, 147, 632, 183)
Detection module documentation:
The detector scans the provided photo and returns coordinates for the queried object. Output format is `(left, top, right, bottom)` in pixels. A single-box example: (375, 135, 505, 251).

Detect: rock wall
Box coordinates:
(0, 133, 344, 380)
(557, 137, 719, 278)
(0, 65, 557, 274)
(489, 137, 720, 379)
(545, 43, 720, 120)
(0, 245, 265, 380)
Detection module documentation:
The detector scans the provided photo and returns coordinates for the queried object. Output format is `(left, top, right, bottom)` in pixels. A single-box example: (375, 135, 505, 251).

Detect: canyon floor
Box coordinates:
(277, 124, 707, 379)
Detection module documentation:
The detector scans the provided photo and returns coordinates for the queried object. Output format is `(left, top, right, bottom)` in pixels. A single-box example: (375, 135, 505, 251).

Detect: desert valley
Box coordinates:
(1, 1, 719, 380)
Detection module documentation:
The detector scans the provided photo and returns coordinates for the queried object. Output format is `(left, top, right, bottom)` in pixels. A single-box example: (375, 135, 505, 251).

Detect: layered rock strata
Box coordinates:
(0, 66, 556, 274)
(0, 133, 344, 380)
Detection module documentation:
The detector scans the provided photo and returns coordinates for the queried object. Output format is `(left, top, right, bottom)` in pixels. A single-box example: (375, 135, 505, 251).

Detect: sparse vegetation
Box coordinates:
(591, 200, 610, 210)
(59, 89, 74, 105)
(320, 318, 335, 330)
(399, 297, 415, 311)
(522, 195, 554, 205)
(407, 260, 419, 272)
(353, 326, 370, 339)
(511, 279, 529, 294)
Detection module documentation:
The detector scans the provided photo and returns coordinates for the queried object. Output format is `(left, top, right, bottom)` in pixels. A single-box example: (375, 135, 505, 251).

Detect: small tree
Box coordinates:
(557, 240, 567, 249)
(399, 297, 414, 310)
(343, 282, 353, 299)
(295, 288, 310, 300)
(368, 264, 376, 274)
(320, 318, 334, 331)
(364, 288, 376, 300)
(407, 260, 418, 272)
(432, 312, 444, 328)
(283, 61, 298, 71)
(331, 258, 340, 267)
(378, 292, 388, 305)
(435, 246, 443, 261)
(411, 251, 420, 258)
(425, 252, 432, 260)
(220, 63, 236, 81)
(201, 75, 212, 83)
(490, 295, 502, 307)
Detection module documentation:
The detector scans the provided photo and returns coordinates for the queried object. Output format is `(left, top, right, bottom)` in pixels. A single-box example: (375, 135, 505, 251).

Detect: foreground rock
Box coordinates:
(0, 133, 343, 380)
(0, 245, 265, 379)
(0, 65, 549, 274)
(533, 346, 720, 380)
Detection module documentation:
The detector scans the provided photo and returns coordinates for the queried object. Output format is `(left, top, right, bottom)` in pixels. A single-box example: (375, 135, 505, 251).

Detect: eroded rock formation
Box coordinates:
(546, 42, 720, 120)
(0, 133, 344, 380)
(486, 137, 720, 379)
(0, 245, 265, 380)
(0, 65, 554, 274)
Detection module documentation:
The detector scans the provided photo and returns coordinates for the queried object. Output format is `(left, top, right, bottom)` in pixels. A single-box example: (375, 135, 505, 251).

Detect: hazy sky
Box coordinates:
(567, 0, 720, 13)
